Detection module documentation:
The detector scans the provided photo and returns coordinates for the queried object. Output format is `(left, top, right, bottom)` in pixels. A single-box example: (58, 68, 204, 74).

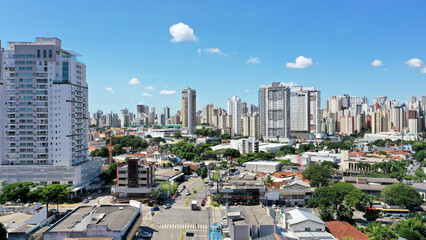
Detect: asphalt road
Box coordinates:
(139, 176, 223, 240)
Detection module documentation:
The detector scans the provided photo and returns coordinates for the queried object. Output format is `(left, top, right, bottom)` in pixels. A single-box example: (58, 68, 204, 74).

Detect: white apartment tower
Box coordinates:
(227, 96, 243, 136)
(259, 82, 290, 139)
(0, 38, 100, 187)
(290, 86, 321, 133)
(182, 87, 196, 134)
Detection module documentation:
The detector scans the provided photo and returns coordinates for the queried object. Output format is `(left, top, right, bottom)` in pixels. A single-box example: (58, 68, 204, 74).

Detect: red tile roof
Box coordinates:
(325, 221, 368, 240)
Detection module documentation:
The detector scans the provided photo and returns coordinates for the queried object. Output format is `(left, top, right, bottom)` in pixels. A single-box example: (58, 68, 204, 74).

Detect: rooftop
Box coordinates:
(343, 177, 399, 184)
(46, 205, 139, 233)
(326, 221, 369, 240)
(245, 161, 282, 166)
(286, 209, 325, 226)
(232, 205, 274, 226)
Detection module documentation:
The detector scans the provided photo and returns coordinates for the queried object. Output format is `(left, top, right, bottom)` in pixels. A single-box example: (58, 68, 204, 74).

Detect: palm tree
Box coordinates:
(264, 175, 274, 186)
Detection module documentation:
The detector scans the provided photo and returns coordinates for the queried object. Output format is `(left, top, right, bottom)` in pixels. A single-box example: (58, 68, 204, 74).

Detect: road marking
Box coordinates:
(159, 224, 208, 229)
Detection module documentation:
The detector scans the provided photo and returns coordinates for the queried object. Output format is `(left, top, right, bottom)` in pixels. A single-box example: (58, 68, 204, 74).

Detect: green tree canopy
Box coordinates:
(381, 183, 422, 210)
(0, 182, 34, 204)
(153, 137, 166, 143)
(0, 222, 7, 240)
(220, 133, 232, 140)
(222, 148, 241, 158)
(195, 129, 217, 137)
(309, 182, 366, 222)
(200, 168, 208, 180)
(302, 162, 334, 187)
(90, 146, 109, 157)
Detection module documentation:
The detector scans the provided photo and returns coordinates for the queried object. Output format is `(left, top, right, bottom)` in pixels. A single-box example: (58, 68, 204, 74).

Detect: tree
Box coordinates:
(220, 133, 231, 140)
(264, 175, 273, 186)
(173, 132, 183, 139)
(361, 222, 397, 240)
(112, 144, 126, 156)
(222, 149, 240, 158)
(309, 182, 366, 222)
(200, 168, 208, 180)
(275, 145, 295, 156)
(90, 146, 109, 157)
(321, 161, 339, 169)
(195, 129, 217, 137)
(0, 182, 34, 204)
(302, 162, 334, 187)
(29, 184, 69, 213)
(107, 162, 119, 180)
(413, 150, 426, 162)
(153, 137, 166, 143)
(381, 183, 422, 210)
(0, 222, 7, 240)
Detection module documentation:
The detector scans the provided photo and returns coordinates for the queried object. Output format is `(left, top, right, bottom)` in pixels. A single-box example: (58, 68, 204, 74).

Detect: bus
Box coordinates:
(382, 209, 410, 218)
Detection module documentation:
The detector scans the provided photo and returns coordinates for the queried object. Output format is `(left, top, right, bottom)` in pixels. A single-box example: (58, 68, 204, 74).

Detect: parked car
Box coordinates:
(151, 206, 160, 211)
(164, 203, 171, 209)
(185, 191, 190, 196)
(140, 231, 152, 238)
(173, 193, 178, 198)
(82, 199, 89, 204)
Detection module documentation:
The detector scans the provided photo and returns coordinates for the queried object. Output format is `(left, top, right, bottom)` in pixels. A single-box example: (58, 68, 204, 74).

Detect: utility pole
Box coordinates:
(107, 131, 114, 165)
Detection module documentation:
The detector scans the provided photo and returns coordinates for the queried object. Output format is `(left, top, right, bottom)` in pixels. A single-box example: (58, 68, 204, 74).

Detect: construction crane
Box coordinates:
(106, 130, 114, 165)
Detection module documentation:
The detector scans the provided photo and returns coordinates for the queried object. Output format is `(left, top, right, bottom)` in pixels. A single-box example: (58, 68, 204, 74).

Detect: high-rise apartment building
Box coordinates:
(242, 113, 260, 138)
(0, 38, 100, 187)
(259, 82, 290, 139)
(290, 86, 321, 133)
(182, 87, 196, 134)
(227, 96, 243, 136)
(163, 107, 170, 120)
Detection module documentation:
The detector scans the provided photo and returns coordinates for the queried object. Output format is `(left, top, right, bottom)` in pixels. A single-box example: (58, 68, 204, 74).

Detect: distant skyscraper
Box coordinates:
(163, 107, 170, 120)
(259, 82, 290, 139)
(182, 87, 196, 134)
(290, 86, 321, 133)
(227, 96, 243, 136)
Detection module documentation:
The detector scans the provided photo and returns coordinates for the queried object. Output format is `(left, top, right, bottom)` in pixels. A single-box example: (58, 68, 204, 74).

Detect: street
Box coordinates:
(140, 176, 224, 240)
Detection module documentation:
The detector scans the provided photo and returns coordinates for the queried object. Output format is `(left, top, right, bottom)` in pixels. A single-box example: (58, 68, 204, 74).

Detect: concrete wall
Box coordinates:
(290, 221, 325, 232)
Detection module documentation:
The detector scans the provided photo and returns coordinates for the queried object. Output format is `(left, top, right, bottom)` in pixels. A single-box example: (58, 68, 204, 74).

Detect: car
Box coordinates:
(87, 196, 93, 200)
(151, 206, 160, 211)
(82, 199, 89, 204)
(201, 201, 206, 206)
(165, 203, 171, 209)
(185, 191, 190, 196)
(139, 231, 152, 238)
(173, 193, 178, 198)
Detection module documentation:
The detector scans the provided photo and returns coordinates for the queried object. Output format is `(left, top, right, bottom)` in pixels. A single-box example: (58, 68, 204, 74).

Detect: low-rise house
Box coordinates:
(280, 209, 337, 240)
(411, 182, 426, 202)
(325, 221, 368, 240)
(342, 177, 399, 198)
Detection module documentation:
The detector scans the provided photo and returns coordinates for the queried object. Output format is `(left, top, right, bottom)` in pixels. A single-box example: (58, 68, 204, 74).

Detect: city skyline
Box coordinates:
(0, 0, 425, 114)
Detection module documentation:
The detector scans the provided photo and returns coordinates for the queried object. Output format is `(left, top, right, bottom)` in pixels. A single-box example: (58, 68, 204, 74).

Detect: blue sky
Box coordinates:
(1, 0, 425, 115)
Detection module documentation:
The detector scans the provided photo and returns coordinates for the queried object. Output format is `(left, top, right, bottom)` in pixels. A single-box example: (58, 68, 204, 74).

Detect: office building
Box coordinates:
(290, 86, 321, 133)
(0, 37, 100, 188)
(113, 158, 157, 198)
(182, 87, 196, 134)
(259, 82, 290, 139)
(227, 96, 243, 136)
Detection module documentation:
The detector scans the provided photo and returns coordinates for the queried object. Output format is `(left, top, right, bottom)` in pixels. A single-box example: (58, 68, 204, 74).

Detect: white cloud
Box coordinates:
(138, 102, 144, 105)
(169, 22, 197, 42)
(281, 82, 300, 88)
(243, 89, 251, 92)
(144, 86, 154, 90)
(129, 77, 141, 85)
(141, 93, 152, 97)
(286, 56, 313, 69)
(421, 67, 426, 74)
(106, 87, 114, 94)
(160, 90, 177, 95)
(406, 58, 423, 68)
(205, 48, 223, 54)
(247, 56, 261, 64)
(371, 59, 383, 67)
(197, 48, 202, 55)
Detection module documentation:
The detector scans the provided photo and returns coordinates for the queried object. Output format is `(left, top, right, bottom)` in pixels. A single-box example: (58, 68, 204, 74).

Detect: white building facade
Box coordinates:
(0, 38, 100, 188)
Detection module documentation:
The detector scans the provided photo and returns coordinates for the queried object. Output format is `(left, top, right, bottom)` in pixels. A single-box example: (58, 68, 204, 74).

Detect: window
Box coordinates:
(43, 49, 47, 58)
(49, 49, 52, 58)
(305, 227, 311, 231)
(37, 49, 40, 58)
